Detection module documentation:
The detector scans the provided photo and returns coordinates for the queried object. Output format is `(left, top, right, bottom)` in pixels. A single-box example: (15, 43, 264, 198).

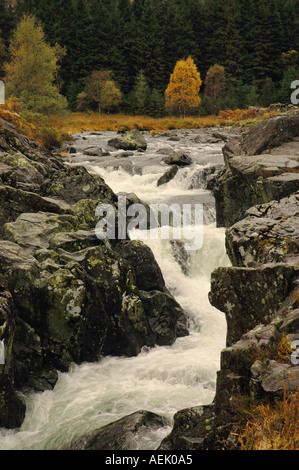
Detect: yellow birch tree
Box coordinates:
(165, 57, 202, 116)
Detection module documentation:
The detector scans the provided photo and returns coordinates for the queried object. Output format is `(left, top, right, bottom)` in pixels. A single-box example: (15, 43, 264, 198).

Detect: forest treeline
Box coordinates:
(0, 0, 298, 116)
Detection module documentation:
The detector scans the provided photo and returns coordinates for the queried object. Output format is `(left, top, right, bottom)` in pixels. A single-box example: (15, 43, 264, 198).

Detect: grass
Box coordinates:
(234, 385, 299, 450)
(47, 108, 278, 135)
(0, 99, 279, 149)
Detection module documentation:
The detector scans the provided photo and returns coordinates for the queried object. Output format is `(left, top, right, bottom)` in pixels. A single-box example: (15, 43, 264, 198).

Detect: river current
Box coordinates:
(0, 128, 231, 450)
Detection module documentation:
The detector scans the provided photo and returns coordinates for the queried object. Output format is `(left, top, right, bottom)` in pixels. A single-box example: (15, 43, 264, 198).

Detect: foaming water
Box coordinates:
(0, 131, 229, 450)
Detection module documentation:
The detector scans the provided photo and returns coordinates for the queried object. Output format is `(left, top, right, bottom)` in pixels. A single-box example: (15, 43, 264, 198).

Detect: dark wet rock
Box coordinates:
(67, 411, 168, 450)
(170, 240, 191, 276)
(157, 165, 179, 186)
(0, 375, 26, 429)
(108, 129, 147, 151)
(116, 192, 157, 231)
(139, 290, 189, 344)
(159, 405, 215, 450)
(212, 131, 229, 142)
(48, 230, 101, 252)
(209, 263, 298, 346)
(4, 212, 79, 252)
(116, 240, 165, 292)
(162, 151, 192, 167)
(115, 151, 134, 158)
(42, 166, 116, 205)
(214, 157, 299, 228)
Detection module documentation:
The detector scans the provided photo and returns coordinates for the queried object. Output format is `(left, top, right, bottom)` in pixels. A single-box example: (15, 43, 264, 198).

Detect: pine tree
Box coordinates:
(0, 0, 16, 47)
(134, 71, 150, 114)
(136, 0, 165, 92)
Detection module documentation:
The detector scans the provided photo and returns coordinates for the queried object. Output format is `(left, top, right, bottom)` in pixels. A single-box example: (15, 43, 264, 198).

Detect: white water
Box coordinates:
(0, 130, 230, 450)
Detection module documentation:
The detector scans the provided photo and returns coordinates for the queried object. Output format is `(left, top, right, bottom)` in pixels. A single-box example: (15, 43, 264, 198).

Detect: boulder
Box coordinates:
(223, 114, 299, 166)
(159, 405, 215, 450)
(83, 147, 104, 157)
(251, 360, 299, 399)
(157, 165, 179, 186)
(67, 411, 168, 450)
(162, 151, 192, 166)
(108, 129, 147, 151)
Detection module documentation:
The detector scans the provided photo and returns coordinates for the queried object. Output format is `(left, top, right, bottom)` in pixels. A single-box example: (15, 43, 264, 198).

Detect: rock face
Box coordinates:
(0, 119, 188, 428)
(108, 129, 147, 151)
(214, 113, 299, 227)
(67, 411, 168, 450)
(160, 113, 299, 450)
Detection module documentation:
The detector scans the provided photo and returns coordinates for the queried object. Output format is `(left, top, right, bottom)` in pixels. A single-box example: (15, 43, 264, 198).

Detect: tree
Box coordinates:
(147, 88, 165, 117)
(0, 31, 6, 79)
(134, 71, 150, 114)
(278, 66, 299, 104)
(165, 57, 202, 116)
(84, 70, 122, 114)
(259, 77, 277, 107)
(205, 64, 226, 99)
(4, 14, 67, 115)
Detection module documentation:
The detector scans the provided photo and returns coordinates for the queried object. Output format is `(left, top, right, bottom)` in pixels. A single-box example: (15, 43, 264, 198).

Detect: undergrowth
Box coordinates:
(233, 384, 299, 450)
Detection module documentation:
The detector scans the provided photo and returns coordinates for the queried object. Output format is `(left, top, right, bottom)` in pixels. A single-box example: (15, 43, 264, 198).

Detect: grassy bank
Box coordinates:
(0, 106, 278, 149)
(49, 108, 277, 134)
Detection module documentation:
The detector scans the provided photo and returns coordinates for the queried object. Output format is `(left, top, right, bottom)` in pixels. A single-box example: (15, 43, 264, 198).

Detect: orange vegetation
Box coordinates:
(235, 385, 299, 450)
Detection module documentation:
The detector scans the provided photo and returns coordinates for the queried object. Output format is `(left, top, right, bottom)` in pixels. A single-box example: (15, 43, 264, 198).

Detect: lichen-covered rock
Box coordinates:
(209, 263, 298, 346)
(226, 192, 299, 267)
(159, 405, 215, 450)
(108, 129, 147, 151)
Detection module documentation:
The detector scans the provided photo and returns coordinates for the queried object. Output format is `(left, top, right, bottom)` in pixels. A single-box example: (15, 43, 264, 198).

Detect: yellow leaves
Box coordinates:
(165, 57, 202, 116)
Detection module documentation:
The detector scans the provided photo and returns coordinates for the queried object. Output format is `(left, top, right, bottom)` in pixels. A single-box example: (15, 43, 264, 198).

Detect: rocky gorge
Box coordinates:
(0, 112, 298, 450)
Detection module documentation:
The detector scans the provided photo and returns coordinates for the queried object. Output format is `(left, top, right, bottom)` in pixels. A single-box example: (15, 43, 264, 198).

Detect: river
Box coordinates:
(0, 128, 231, 450)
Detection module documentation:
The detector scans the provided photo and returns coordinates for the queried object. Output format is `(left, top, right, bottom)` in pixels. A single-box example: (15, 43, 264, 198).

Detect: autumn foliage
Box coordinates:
(165, 57, 202, 116)
(81, 70, 122, 114)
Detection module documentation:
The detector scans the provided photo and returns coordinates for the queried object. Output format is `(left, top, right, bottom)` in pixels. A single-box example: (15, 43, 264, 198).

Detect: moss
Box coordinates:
(121, 293, 148, 334)
(73, 199, 98, 230)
